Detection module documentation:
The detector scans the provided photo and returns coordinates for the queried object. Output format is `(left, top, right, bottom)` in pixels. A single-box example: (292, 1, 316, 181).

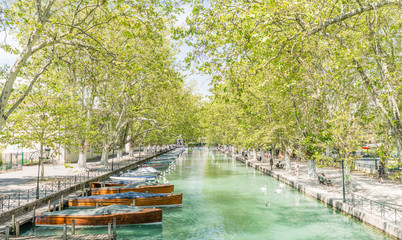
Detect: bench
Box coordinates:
(318, 175, 333, 186)
(276, 163, 285, 169)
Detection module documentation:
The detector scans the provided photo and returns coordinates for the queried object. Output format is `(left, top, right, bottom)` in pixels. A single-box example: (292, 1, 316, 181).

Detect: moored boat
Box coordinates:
(126, 167, 160, 175)
(92, 183, 174, 195)
(91, 181, 128, 188)
(35, 205, 162, 227)
(145, 159, 174, 164)
(110, 175, 157, 182)
(155, 156, 176, 160)
(68, 192, 183, 208)
(139, 164, 169, 170)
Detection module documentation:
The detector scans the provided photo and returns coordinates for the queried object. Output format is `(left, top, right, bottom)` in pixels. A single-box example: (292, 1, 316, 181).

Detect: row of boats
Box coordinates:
(35, 149, 186, 227)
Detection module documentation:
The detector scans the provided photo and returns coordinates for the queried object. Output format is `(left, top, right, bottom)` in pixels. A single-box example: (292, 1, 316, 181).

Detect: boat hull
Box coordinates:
(139, 164, 168, 170)
(92, 185, 174, 195)
(68, 193, 183, 207)
(91, 182, 125, 188)
(35, 208, 162, 226)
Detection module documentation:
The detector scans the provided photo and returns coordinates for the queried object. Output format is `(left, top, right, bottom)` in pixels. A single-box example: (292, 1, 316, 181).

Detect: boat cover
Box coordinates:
(74, 192, 167, 200)
(123, 167, 160, 176)
(103, 180, 132, 185)
(101, 182, 158, 190)
(155, 156, 176, 159)
(40, 205, 142, 216)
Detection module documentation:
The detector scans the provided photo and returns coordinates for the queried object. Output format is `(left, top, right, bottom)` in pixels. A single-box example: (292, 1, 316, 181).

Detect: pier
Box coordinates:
(7, 234, 116, 240)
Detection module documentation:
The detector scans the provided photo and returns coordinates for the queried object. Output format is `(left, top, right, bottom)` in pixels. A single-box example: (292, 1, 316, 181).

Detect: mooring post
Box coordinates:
(48, 200, 51, 211)
(132, 200, 135, 206)
(16, 221, 20, 237)
(96, 203, 99, 208)
(5, 226, 9, 240)
(11, 215, 15, 233)
(108, 222, 112, 240)
(71, 219, 75, 235)
(113, 218, 116, 235)
(101, 200, 103, 207)
(32, 206, 36, 225)
(63, 223, 67, 240)
(59, 200, 62, 211)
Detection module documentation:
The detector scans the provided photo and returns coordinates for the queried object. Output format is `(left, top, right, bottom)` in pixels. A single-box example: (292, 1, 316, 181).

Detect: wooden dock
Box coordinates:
(8, 234, 116, 239)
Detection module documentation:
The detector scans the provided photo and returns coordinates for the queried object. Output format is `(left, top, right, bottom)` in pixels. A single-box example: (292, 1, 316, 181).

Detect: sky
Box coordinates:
(0, 32, 19, 66)
(0, 5, 212, 97)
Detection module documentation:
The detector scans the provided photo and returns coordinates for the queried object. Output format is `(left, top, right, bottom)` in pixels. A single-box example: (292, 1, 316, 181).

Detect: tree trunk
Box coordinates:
(262, 150, 266, 162)
(40, 143, 44, 181)
(100, 145, 110, 165)
(396, 137, 402, 163)
(129, 144, 135, 157)
(285, 153, 291, 171)
(252, 149, 257, 160)
(307, 160, 317, 179)
(117, 148, 123, 161)
(78, 140, 89, 169)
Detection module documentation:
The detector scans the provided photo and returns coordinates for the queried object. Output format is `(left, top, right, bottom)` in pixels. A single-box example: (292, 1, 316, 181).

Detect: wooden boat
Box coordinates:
(139, 164, 168, 170)
(145, 159, 174, 164)
(92, 184, 174, 195)
(125, 167, 160, 175)
(158, 154, 178, 158)
(155, 156, 176, 160)
(91, 181, 127, 188)
(69, 192, 183, 208)
(110, 175, 157, 182)
(35, 205, 162, 227)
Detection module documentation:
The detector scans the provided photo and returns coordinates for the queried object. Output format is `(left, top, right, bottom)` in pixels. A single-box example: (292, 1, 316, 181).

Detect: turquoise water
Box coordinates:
(23, 148, 391, 239)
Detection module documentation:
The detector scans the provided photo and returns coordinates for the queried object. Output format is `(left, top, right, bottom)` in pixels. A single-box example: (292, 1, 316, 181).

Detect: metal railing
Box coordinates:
(0, 149, 170, 213)
(346, 193, 402, 225)
(0, 170, 102, 213)
(0, 163, 22, 172)
(355, 162, 378, 170)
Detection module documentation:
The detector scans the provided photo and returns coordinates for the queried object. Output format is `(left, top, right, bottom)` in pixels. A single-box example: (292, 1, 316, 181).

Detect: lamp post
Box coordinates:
(36, 146, 51, 199)
(334, 158, 346, 203)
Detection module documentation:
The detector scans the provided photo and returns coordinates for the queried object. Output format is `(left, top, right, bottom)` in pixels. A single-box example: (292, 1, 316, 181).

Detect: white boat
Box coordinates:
(110, 175, 157, 182)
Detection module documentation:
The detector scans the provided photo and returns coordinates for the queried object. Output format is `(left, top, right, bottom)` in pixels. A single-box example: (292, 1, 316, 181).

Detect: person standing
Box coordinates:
(378, 164, 385, 183)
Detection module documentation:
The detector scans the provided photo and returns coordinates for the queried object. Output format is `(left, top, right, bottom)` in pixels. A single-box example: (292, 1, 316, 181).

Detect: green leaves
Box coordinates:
(186, 0, 402, 165)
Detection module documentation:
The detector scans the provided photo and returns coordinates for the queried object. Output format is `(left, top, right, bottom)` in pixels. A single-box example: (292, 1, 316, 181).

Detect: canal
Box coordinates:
(23, 147, 391, 239)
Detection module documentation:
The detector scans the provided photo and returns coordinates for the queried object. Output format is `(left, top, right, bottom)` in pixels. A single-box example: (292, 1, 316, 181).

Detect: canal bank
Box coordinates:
(220, 149, 402, 239)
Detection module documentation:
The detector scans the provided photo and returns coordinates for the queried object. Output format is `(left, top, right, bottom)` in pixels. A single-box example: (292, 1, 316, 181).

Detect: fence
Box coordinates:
(346, 193, 402, 225)
(0, 149, 168, 213)
(0, 163, 22, 172)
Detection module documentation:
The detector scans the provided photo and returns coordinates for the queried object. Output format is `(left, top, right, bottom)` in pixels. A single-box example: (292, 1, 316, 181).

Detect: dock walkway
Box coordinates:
(9, 234, 116, 239)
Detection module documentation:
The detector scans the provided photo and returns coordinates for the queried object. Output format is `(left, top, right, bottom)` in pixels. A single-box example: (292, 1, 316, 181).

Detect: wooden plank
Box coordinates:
(9, 234, 116, 240)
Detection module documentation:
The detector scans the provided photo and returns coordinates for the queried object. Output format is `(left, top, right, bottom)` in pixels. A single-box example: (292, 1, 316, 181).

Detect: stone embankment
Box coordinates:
(221, 150, 402, 240)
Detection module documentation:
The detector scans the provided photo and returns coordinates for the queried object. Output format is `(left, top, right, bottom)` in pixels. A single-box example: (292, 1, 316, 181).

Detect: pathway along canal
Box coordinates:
(22, 148, 392, 239)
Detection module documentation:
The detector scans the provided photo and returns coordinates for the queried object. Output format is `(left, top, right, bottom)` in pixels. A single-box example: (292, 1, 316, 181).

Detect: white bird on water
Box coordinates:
(279, 183, 285, 188)
(275, 189, 282, 194)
